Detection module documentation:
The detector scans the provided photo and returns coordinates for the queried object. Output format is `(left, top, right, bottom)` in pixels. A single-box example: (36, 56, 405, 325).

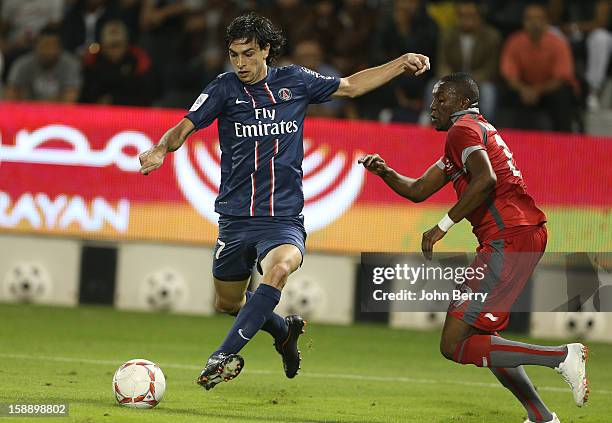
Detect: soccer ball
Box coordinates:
(142, 268, 186, 311)
(282, 277, 324, 318)
(3, 262, 51, 303)
(563, 312, 598, 339)
(113, 359, 166, 408)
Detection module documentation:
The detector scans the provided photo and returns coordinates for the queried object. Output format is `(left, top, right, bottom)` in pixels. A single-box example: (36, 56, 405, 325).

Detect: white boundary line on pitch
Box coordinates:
(1, 353, 609, 396)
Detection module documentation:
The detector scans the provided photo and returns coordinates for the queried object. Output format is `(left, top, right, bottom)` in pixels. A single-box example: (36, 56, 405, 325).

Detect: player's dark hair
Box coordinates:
(225, 13, 286, 65)
(439, 72, 480, 107)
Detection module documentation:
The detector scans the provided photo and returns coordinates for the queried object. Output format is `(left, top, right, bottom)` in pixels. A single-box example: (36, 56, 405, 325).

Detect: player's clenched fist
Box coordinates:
(358, 154, 390, 177)
(139, 144, 168, 175)
(421, 225, 447, 261)
(401, 53, 430, 76)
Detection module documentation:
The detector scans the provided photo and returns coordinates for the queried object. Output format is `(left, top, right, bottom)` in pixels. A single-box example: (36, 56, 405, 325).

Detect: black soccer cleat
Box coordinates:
(274, 315, 307, 379)
(196, 352, 244, 391)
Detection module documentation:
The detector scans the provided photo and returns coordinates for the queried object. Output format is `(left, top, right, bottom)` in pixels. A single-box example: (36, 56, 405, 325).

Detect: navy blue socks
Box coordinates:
(241, 291, 288, 343)
(216, 284, 286, 355)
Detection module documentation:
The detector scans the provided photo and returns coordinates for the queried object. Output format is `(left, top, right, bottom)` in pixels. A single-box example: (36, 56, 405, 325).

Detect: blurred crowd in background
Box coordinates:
(0, 0, 611, 133)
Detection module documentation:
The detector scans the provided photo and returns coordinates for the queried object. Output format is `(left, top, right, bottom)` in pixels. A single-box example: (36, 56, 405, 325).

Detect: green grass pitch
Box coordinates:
(0, 304, 610, 423)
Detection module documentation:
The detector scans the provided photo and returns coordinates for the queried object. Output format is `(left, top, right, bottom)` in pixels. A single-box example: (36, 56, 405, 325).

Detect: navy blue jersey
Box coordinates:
(185, 65, 340, 217)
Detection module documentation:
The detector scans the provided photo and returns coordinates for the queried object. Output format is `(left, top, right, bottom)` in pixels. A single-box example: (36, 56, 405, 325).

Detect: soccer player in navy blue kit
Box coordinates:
(139, 13, 430, 390)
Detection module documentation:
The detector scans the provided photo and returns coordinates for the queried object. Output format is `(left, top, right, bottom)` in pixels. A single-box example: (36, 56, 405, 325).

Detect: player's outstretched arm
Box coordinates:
(139, 118, 195, 175)
(359, 154, 448, 203)
(332, 53, 430, 99)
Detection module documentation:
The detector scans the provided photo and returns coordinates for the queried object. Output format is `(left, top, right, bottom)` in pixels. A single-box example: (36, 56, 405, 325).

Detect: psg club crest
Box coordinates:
(278, 88, 292, 101)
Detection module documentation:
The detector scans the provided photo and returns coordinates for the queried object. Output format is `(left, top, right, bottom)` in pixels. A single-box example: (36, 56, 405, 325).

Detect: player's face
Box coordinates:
(229, 39, 270, 85)
(430, 82, 463, 131)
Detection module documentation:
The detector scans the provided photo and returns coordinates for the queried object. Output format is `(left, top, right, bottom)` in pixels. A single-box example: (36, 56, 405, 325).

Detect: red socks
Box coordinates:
(454, 335, 567, 368)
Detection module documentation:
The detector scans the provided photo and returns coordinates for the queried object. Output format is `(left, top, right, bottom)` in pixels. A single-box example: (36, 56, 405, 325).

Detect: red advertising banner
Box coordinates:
(1, 102, 610, 253)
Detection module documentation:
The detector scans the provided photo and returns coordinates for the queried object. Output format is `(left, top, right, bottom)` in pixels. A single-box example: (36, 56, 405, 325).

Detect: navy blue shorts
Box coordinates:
(212, 214, 307, 281)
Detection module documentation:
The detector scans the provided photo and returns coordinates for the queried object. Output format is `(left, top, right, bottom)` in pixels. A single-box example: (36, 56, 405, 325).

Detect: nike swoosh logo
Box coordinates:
(484, 313, 499, 322)
(238, 329, 251, 340)
(235, 99, 249, 104)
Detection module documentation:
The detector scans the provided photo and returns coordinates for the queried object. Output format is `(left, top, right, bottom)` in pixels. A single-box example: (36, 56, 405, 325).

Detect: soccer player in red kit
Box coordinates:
(360, 73, 588, 423)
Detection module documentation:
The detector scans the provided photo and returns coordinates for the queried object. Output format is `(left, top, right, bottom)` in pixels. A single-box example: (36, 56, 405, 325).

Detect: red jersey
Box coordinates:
(436, 111, 547, 242)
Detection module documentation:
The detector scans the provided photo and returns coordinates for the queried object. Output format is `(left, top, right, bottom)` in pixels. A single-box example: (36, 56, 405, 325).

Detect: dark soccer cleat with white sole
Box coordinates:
(196, 352, 244, 391)
(274, 315, 307, 378)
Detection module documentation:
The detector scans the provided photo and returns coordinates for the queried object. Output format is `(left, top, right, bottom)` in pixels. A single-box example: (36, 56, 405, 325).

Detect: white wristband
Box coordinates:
(437, 213, 456, 232)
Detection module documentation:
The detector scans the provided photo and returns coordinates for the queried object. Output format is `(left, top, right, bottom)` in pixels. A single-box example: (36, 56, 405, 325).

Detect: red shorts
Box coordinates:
(448, 224, 547, 332)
